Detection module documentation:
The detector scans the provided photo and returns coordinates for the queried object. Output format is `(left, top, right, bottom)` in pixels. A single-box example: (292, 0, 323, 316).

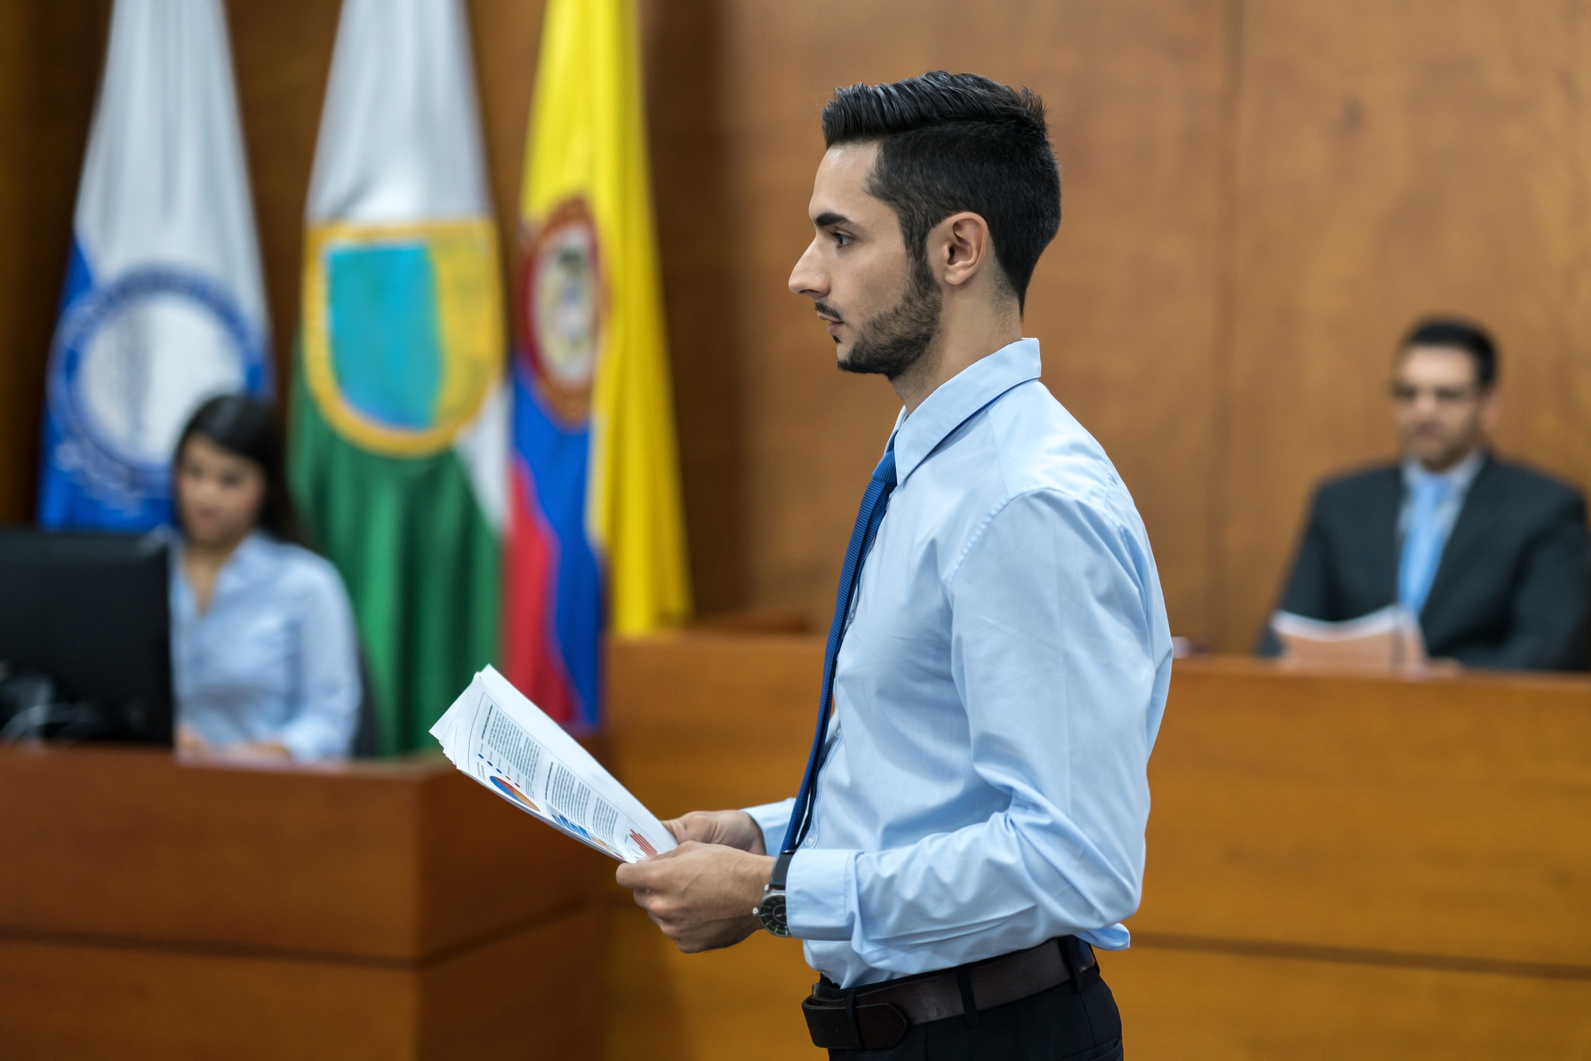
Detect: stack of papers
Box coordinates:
(1271, 604, 1427, 670)
(430, 666, 677, 863)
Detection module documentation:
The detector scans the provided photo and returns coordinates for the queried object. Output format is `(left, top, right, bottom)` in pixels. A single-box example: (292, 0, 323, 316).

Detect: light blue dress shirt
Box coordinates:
(745, 339, 1174, 988)
(170, 532, 361, 761)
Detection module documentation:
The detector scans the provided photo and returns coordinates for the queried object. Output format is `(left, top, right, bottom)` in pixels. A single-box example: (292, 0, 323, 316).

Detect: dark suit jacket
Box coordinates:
(1259, 454, 1590, 671)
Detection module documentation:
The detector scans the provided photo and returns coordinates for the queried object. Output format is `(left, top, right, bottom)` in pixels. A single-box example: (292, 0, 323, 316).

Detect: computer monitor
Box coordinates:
(0, 527, 173, 746)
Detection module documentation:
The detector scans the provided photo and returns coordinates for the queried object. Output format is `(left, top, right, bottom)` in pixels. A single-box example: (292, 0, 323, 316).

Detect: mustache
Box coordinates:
(813, 300, 843, 323)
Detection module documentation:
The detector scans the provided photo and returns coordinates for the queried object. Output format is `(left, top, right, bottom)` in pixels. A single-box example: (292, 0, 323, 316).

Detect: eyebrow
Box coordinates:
(813, 211, 851, 228)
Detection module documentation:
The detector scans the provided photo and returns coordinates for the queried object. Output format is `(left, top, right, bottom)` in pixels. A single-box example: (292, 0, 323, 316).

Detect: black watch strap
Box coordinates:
(770, 849, 796, 890)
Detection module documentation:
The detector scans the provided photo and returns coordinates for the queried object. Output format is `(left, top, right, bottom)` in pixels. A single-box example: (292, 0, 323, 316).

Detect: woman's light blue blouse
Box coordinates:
(170, 533, 361, 760)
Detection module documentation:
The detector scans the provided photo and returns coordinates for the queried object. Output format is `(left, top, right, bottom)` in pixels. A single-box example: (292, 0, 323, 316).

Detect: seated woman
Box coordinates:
(169, 394, 361, 761)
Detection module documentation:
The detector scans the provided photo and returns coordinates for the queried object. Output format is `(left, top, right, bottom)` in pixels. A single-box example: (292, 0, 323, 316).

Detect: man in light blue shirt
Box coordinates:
(617, 73, 1171, 1060)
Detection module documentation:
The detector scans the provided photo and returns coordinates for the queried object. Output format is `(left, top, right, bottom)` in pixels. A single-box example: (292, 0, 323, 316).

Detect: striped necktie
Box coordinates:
(779, 442, 898, 856)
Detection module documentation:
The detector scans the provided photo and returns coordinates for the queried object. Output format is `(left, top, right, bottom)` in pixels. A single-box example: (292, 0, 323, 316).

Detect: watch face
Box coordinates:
(757, 893, 790, 937)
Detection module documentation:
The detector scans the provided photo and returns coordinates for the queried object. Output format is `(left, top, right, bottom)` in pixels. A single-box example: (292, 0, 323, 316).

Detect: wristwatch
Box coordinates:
(753, 850, 793, 937)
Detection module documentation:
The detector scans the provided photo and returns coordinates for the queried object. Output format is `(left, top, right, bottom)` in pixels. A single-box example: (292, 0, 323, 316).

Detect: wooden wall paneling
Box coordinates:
(638, 0, 749, 616)
(464, 0, 544, 287)
(224, 0, 339, 396)
(1021, 0, 1231, 646)
(12, 2, 1591, 654)
(708, 0, 1229, 637)
(1218, 0, 1591, 650)
(0, 1, 109, 523)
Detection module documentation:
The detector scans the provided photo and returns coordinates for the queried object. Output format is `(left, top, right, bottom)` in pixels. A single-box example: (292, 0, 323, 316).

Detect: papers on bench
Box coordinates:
(430, 666, 677, 863)
(1271, 604, 1427, 670)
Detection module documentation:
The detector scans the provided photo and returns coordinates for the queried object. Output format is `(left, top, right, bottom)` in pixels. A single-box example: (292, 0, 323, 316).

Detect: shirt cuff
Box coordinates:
(275, 717, 345, 762)
(741, 798, 795, 854)
(785, 847, 855, 941)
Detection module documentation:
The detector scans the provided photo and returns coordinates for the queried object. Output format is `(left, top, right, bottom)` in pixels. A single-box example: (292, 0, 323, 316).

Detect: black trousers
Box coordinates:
(826, 962, 1123, 1061)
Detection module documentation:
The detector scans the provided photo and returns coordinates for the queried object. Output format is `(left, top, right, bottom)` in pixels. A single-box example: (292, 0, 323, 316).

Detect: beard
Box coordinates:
(831, 256, 942, 380)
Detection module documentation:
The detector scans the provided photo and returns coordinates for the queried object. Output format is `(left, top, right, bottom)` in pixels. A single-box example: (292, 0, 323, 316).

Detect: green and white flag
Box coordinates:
(289, 0, 505, 753)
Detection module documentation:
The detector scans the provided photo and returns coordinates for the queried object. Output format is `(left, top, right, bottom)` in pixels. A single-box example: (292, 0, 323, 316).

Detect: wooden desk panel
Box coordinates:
(605, 632, 822, 818)
(0, 906, 599, 1061)
(603, 633, 827, 1060)
(0, 744, 604, 1059)
(604, 635, 1591, 1060)
(1105, 945, 1591, 1061)
(1147, 658, 1591, 968)
(0, 744, 599, 960)
(602, 896, 821, 1061)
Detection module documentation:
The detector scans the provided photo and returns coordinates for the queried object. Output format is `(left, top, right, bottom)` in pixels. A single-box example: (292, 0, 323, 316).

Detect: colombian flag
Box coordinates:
(507, 0, 691, 730)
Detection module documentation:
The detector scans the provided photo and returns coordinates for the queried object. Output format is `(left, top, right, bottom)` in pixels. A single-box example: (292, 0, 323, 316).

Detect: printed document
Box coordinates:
(430, 666, 677, 863)
(1271, 604, 1427, 670)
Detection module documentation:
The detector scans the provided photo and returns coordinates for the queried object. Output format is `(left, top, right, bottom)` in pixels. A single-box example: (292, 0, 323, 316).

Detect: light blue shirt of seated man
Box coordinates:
(745, 338, 1174, 989)
(170, 532, 361, 761)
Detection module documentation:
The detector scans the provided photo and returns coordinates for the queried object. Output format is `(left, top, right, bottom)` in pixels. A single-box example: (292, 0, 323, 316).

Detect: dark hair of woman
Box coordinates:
(172, 394, 304, 545)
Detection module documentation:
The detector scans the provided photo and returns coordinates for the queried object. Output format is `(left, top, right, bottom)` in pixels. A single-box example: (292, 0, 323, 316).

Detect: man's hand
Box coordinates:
(662, 809, 768, 853)
(615, 810, 776, 953)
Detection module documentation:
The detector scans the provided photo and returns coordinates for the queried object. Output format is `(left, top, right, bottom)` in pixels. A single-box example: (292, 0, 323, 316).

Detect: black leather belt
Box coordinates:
(801, 936, 1097, 1051)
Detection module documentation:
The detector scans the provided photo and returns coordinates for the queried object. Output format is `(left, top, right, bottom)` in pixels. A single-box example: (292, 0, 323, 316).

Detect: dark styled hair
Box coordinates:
(172, 394, 303, 543)
(1400, 317, 1498, 389)
(822, 71, 1061, 311)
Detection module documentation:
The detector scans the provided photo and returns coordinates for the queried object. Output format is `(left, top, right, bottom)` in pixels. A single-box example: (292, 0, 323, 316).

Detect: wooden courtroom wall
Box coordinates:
(693, 0, 1591, 648)
(700, 0, 1231, 637)
(3, 0, 1591, 649)
(0, 2, 104, 531)
(1217, 1, 1591, 648)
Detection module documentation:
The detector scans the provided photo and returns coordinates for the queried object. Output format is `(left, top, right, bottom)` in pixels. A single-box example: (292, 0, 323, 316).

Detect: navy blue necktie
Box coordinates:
(778, 442, 898, 857)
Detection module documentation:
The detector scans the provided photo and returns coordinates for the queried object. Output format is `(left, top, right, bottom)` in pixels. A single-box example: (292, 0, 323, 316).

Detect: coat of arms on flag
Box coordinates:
(503, 0, 692, 731)
(516, 198, 605, 427)
(302, 219, 503, 457)
(39, 0, 271, 530)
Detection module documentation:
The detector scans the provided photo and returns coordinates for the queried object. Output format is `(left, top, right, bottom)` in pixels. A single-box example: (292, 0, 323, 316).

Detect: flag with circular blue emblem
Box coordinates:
(38, 0, 271, 529)
(288, 0, 507, 754)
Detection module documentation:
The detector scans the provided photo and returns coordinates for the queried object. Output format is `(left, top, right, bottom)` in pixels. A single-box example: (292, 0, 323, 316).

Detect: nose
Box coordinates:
(788, 238, 827, 300)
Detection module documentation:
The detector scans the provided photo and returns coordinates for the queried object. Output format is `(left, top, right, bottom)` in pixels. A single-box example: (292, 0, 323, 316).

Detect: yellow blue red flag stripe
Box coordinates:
(505, 0, 691, 730)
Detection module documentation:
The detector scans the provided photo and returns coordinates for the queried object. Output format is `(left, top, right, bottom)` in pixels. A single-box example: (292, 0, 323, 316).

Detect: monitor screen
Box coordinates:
(0, 527, 173, 746)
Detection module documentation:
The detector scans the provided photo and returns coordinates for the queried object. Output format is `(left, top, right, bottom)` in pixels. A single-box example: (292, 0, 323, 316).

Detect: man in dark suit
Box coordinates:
(1261, 318, 1589, 670)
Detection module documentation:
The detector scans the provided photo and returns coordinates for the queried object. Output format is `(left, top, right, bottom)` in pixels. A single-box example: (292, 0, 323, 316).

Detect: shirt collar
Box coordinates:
(171, 531, 273, 593)
(1402, 446, 1487, 495)
(887, 338, 1042, 486)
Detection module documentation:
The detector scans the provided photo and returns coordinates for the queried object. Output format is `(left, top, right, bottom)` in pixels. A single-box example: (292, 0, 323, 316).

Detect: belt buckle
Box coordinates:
(802, 993, 911, 1051)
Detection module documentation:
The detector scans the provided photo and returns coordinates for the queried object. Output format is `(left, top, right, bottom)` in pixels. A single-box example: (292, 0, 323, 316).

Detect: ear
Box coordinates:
(1479, 387, 1502, 433)
(928, 211, 993, 289)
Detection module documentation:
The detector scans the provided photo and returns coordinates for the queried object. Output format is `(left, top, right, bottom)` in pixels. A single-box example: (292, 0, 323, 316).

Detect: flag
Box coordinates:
(39, 0, 270, 529)
(289, 0, 506, 754)
(506, 0, 691, 731)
